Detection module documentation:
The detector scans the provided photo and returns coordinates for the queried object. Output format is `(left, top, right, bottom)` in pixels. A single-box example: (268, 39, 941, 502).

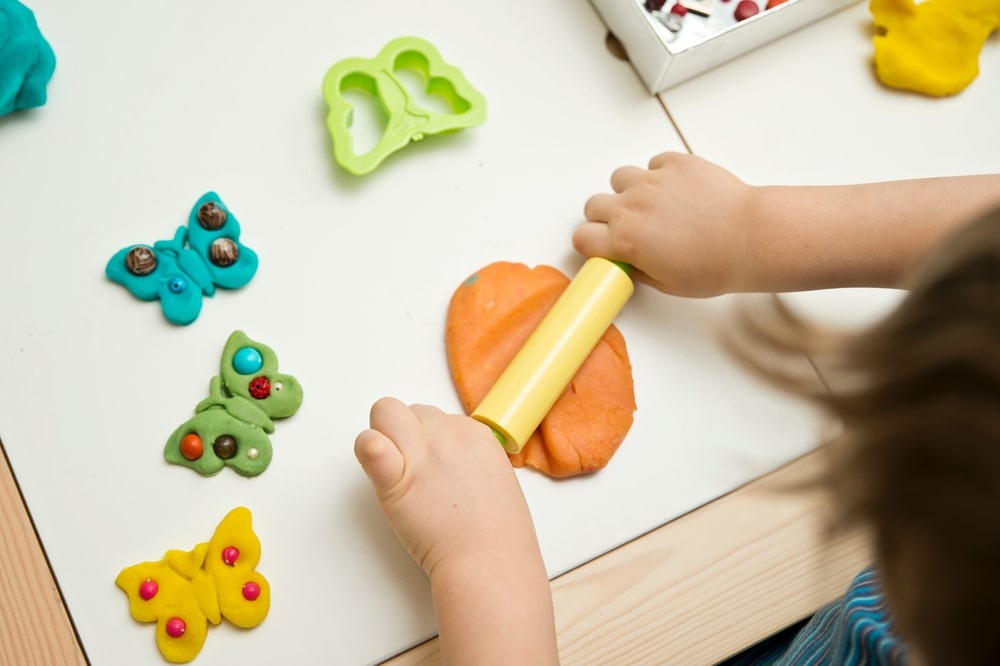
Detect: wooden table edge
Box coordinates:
(0, 441, 89, 665)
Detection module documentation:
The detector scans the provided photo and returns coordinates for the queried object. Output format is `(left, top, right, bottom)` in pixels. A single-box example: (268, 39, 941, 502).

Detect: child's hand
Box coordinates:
(576, 151, 756, 297)
(355, 397, 537, 579)
(356, 398, 559, 663)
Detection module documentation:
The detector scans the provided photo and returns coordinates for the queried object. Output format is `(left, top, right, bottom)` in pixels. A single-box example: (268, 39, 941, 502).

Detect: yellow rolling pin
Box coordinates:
(471, 257, 634, 453)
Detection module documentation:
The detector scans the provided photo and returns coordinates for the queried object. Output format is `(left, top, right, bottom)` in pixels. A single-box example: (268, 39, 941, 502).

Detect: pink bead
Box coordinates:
(734, 0, 759, 20)
(242, 582, 261, 601)
(165, 617, 186, 638)
(138, 579, 158, 601)
(221, 546, 240, 566)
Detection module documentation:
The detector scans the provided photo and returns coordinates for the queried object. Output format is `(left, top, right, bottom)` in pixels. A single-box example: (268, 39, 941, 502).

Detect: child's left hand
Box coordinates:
(354, 397, 538, 579)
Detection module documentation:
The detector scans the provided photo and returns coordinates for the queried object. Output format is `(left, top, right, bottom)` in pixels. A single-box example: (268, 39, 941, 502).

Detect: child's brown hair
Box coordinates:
(727, 205, 1000, 665)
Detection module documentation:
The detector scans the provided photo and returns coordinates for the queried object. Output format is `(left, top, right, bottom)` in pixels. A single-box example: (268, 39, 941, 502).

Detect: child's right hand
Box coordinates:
(577, 152, 1000, 296)
(576, 151, 757, 297)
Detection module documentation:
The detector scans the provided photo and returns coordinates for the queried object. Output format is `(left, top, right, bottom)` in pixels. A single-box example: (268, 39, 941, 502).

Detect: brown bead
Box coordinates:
(210, 238, 240, 267)
(197, 201, 228, 230)
(213, 435, 237, 459)
(125, 246, 157, 276)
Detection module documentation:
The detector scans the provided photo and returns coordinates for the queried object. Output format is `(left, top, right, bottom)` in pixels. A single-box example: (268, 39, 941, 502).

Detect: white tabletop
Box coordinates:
(6, 2, 993, 664)
(0, 1, 834, 664)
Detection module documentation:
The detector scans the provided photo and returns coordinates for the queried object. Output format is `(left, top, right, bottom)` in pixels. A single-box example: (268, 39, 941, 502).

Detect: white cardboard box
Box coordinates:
(590, 0, 862, 93)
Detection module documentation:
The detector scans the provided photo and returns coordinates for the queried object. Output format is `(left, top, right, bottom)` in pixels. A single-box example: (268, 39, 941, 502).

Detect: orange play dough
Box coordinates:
(446, 261, 636, 477)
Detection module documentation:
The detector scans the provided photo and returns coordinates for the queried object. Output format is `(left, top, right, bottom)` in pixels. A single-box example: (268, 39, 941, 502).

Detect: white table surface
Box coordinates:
(0, 1, 834, 665)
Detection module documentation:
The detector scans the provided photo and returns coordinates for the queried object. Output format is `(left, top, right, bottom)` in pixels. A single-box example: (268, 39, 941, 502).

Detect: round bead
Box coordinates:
(213, 434, 237, 460)
(197, 201, 228, 230)
(209, 237, 240, 267)
(734, 0, 759, 20)
(242, 582, 261, 601)
(248, 376, 271, 399)
(232, 347, 264, 375)
(167, 276, 187, 294)
(246, 448, 259, 460)
(139, 579, 158, 601)
(180, 433, 204, 460)
(221, 546, 240, 566)
(165, 617, 186, 638)
(663, 5, 685, 30)
(125, 246, 157, 276)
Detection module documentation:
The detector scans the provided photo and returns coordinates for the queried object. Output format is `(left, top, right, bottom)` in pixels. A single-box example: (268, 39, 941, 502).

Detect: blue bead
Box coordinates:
(232, 346, 264, 375)
(168, 276, 187, 294)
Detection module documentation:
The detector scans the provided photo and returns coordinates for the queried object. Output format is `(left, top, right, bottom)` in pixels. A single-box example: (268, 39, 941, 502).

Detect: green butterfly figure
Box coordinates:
(164, 331, 303, 477)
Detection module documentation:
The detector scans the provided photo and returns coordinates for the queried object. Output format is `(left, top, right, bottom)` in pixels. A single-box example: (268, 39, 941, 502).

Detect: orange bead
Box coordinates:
(180, 433, 204, 460)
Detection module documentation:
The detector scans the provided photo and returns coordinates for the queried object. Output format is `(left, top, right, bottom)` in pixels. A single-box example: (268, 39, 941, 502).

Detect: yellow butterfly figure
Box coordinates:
(115, 506, 270, 663)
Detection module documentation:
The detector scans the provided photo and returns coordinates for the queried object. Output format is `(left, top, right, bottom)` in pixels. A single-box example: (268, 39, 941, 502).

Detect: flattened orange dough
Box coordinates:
(446, 261, 636, 477)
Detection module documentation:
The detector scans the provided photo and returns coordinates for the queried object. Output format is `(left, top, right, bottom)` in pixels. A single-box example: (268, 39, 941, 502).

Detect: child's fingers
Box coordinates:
(368, 396, 425, 458)
(610, 165, 646, 193)
(572, 220, 614, 259)
(583, 192, 616, 223)
(648, 150, 686, 170)
(354, 428, 405, 491)
(408, 403, 446, 423)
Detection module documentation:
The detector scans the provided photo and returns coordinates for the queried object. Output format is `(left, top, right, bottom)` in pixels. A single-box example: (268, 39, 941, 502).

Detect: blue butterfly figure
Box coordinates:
(106, 193, 258, 325)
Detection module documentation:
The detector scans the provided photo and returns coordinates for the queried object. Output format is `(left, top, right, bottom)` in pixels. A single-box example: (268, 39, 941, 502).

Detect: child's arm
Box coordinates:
(355, 398, 559, 665)
(576, 151, 1000, 296)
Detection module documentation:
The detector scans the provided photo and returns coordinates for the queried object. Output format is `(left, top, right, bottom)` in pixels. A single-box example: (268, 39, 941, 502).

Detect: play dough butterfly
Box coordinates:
(115, 507, 270, 663)
(106, 192, 258, 325)
(164, 330, 303, 477)
(322, 36, 487, 175)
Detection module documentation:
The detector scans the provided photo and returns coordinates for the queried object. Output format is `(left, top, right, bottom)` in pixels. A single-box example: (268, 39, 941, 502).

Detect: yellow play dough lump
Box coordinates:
(870, 0, 1000, 96)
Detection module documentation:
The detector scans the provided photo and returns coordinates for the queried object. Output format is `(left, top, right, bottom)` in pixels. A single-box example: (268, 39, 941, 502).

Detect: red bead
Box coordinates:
(670, 3, 688, 15)
(165, 617, 186, 638)
(180, 434, 204, 460)
(222, 546, 240, 566)
(734, 0, 759, 19)
(248, 376, 271, 399)
(242, 581, 261, 601)
(139, 579, 158, 601)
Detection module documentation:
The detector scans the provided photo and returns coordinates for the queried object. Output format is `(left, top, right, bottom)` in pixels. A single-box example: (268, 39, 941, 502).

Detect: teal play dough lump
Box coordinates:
(165, 331, 303, 477)
(0, 0, 56, 115)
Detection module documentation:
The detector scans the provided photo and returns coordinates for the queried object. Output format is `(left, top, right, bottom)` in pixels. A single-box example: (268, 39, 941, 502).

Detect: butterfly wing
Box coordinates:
(106, 228, 205, 325)
(186, 192, 258, 290)
(115, 556, 210, 663)
(164, 409, 274, 477)
(153, 597, 210, 664)
(204, 507, 271, 629)
(220, 330, 304, 422)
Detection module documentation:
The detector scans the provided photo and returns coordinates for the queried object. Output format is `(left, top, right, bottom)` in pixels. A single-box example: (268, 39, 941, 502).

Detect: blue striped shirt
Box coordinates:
(720, 567, 911, 665)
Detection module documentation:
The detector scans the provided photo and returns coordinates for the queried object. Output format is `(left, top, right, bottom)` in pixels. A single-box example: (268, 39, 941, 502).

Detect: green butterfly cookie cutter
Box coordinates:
(322, 36, 487, 175)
